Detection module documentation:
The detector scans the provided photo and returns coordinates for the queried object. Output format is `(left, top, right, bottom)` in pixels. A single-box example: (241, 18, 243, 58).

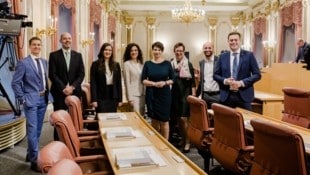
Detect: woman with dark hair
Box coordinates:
(90, 42, 122, 112)
(141, 41, 174, 140)
(123, 43, 145, 115)
(170, 42, 196, 152)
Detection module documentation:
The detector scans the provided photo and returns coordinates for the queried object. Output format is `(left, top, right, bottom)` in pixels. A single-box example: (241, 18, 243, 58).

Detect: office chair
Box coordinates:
(81, 83, 96, 119)
(47, 159, 83, 175)
(65, 95, 99, 134)
(250, 118, 308, 175)
(186, 95, 214, 172)
(211, 103, 254, 174)
(38, 141, 112, 174)
(282, 87, 310, 128)
(49, 110, 104, 157)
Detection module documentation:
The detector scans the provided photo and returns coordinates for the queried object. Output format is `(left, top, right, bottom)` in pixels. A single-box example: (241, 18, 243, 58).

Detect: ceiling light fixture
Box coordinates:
(171, 0, 205, 24)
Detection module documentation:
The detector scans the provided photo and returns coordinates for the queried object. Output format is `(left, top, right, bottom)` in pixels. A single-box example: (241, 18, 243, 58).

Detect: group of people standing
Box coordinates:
(11, 31, 261, 171)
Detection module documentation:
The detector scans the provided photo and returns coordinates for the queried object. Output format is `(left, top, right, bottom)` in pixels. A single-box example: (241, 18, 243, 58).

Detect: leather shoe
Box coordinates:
(182, 143, 191, 153)
(30, 162, 41, 172)
(25, 154, 30, 162)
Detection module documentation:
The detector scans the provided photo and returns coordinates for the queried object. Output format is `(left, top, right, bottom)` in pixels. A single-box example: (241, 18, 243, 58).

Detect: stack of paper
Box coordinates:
(115, 149, 156, 168)
(104, 127, 136, 139)
(112, 146, 167, 169)
(99, 113, 127, 121)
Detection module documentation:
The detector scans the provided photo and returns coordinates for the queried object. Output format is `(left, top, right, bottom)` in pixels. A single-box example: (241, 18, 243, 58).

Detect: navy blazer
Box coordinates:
(213, 50, 261, 103)
(12, 56, 52, 107)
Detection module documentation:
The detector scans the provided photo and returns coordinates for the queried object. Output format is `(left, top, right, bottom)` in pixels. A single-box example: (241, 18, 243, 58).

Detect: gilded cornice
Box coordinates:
(208, 17, 217, 26)
(230, 16, 240, 26)
(252, 0, 265, 9)
(146, 16, 156, 26)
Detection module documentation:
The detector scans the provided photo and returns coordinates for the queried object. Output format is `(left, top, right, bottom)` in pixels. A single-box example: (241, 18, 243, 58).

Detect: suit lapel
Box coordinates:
(27, 56, 41, 78)
(237, 50, 245, 73)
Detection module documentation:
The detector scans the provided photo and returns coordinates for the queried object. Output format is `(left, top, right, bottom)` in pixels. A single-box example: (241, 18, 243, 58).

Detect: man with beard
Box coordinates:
(48, 32, 85, 140)
(196, 42, 220, 108)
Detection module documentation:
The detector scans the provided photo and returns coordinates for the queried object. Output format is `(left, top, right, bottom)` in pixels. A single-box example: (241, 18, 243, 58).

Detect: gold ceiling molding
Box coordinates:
(248, 12, 254, 22)
(265, 3, 271, 16)
(208, 17, 217, 26)
(252, 0, 265, 9)
(230, 16, 240, 27)
(271, 0, 280, 11)
(146, 16, 156, 26)
(123, 15, 134, 26)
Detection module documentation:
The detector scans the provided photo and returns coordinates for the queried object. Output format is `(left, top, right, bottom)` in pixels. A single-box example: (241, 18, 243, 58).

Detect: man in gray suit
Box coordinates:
(196, 42, 220, 108)
(12, 36, 52, 172)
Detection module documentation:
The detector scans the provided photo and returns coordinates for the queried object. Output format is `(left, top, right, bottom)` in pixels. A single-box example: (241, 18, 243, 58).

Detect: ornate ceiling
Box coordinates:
(118, 0, 262, 14)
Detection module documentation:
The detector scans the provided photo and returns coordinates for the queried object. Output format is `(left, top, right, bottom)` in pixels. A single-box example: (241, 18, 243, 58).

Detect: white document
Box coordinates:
(112, 146, 167, 168)
(98, 113, 128, 121)
(102, 126, 136, 140)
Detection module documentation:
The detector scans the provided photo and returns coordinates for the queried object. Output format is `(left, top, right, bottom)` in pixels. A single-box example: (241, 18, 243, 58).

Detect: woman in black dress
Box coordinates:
(170, 42, 196, 152)
(90, 42, 122, 112)
(141, 41, 174, 139)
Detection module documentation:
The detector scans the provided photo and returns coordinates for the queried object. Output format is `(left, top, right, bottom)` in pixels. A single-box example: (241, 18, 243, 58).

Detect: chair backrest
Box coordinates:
(211, 103, 250, 173)
(47, 159, 83, 175)
(250, 119, 308, 175)
(282, 87, 310, 128)
(81, 82, 92, 109)
(38, 141, 74, 173)
(65, 95, 84, 131)
(49, 110, 81, 157)
(186, 95, 211, 148)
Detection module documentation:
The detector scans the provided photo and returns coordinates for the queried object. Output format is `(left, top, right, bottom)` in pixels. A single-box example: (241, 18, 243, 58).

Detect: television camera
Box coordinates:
(0, 1, 32, 36)
(0, 1, 32, 116)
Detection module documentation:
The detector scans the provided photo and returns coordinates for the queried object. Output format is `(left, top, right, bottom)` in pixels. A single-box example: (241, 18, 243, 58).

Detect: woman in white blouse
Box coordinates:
(123, 43, 145, 116)
(90, 42, 122, 112)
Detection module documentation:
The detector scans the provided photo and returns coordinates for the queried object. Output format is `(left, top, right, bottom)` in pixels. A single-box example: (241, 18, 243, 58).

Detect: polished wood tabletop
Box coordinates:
(254, 90, 284, 101)
(98, 112, 206, 175)
(237, 108, 310, 154)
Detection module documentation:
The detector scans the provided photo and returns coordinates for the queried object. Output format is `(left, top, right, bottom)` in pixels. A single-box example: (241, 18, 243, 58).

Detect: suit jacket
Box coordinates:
(296, 42, 310, 63)
(48, 49, 85, 108)
(90, 60, 122, 103)
(213, 50, 261, 103)
(12, 56, 52, 107)
(196, 56, 219, 97)
(123, 60, 144, 101)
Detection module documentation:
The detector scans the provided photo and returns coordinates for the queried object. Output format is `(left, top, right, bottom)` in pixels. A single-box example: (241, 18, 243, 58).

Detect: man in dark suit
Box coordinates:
(196, 42, 220, 109)
(214, 31, 261, 110)
(294, 38, 310, 63)
(12, 37, 52, 172)
(49, 32, 85, 140)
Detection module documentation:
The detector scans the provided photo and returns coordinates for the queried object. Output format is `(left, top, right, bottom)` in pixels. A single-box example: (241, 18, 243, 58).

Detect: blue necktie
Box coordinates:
(35, 59, 44, 91)
(232, 52, 238, 79)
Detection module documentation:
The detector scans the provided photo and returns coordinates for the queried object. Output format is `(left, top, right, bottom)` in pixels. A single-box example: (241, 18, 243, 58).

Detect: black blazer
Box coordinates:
(90, 60, 122, 103)
(48, 49, 85, 107)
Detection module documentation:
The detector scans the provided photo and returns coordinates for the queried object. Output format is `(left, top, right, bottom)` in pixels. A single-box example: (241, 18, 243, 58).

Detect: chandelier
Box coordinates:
(171, 0, 205, 24)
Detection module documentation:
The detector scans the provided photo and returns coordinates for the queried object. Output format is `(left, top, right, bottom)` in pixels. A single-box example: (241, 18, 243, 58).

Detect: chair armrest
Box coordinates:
(74, 155, 106, 163)
(77, 130, 99, 136)
(237, 145, 254, 173)
(78, 135, 101, 142)
(83, 119, 98, 124)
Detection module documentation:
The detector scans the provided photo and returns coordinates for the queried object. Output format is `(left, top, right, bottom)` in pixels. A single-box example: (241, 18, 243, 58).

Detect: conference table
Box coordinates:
(237, 108, 310, 154)
(98, 112, 206, 175)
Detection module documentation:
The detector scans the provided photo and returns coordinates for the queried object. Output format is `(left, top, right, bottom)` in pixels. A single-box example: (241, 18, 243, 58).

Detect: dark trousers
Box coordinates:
(222, 92, 252, 111)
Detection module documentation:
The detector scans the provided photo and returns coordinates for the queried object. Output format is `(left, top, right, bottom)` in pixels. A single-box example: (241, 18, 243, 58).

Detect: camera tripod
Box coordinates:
(0, 35, 21, 116)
